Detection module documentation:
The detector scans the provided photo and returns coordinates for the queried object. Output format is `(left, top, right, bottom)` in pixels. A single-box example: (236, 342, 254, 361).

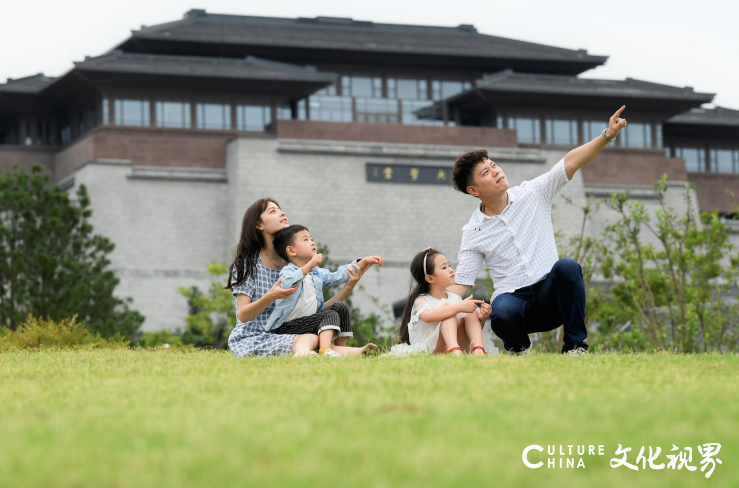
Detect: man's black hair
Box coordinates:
(451, 149, 489, 195)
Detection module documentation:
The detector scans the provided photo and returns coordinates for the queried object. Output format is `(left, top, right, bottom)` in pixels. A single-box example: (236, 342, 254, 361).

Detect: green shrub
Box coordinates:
(177, 263, 234, 349)
(138, 329, 183, 348)
(0, 164, 144, 339)
(0, 315, 129, 350)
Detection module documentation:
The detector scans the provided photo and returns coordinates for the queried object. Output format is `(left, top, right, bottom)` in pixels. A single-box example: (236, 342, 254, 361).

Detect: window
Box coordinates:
(277, 103, 293, 120)
(710, 149, 739, 174)
(509, 117, 541, 144)
(77, 115, 85, 137)
(308, 96, 353, 122)
(546, 119, 578, 145)
(389, 79, 428, 100)
(60, 124, 71, 146)
(622, 122, 652, 148)
(432, 81, 471, 100)
(677, 147, 706, 172)
(583, 120, 606, 141)
(355, 98, 398, 124)
(196, 103, 231, 130)
(401, 100, 444, 126)
(341, 76, 382, 98)
(102, 99, 109, 125)
(236, 105, 272, 131)
(115, 99, 150, 126)
(656, 124, 663, 148)
(496, 116, 503, 129)
(89, 106, 97, 130)
(156, 101, 191, 128)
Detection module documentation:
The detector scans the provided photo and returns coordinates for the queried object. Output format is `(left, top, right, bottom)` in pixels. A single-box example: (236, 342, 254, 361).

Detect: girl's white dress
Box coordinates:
(387, 292, 468, 356)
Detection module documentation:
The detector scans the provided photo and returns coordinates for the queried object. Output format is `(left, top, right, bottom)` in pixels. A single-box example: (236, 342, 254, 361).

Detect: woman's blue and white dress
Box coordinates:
(228, 257, 296, 357)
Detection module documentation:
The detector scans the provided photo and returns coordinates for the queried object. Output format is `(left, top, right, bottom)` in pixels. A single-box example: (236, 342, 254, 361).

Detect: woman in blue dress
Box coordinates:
(226, 197, 377, 357)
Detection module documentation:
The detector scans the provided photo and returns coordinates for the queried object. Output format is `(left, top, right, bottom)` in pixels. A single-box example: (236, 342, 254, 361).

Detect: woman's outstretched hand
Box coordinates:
(267, 278, 299, 301)
(345, 263, 363, 289)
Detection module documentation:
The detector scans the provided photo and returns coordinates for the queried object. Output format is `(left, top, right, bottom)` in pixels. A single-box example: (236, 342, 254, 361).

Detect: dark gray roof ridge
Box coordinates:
(474, 71, 714, 100)
(126, 10, 608, 63)
(75, 50, 325, 74)
(666, 106, 739, 126)
(0, 73, 57, 93)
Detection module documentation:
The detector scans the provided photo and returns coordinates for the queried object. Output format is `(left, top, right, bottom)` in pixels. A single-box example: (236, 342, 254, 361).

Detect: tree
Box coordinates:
(0, 164, 144, 338)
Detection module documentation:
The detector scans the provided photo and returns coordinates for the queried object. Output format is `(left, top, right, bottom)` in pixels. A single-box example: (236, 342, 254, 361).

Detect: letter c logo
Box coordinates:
(522, 445, 544, 468)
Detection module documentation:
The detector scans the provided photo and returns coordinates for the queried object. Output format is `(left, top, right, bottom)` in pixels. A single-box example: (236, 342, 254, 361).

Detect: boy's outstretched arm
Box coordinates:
(564, 105, 627, 180)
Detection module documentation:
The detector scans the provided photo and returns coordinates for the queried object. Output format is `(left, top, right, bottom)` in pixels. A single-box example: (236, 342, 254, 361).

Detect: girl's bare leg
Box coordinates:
(334, 337, 348, 347)
(292, 333, 319, 357)
(439, 317, 461, 356)
(463, 313, 485, 356)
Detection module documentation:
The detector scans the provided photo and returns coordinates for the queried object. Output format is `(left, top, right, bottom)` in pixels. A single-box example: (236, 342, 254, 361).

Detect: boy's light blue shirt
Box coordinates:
(264, 260, 359, 332)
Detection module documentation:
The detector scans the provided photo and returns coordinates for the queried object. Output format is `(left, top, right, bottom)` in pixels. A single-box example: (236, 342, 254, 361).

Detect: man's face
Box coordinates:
(468, 158, 509, 198)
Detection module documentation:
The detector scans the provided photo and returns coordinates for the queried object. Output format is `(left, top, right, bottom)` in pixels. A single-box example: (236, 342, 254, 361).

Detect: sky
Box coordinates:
(2, 0, 738, 109)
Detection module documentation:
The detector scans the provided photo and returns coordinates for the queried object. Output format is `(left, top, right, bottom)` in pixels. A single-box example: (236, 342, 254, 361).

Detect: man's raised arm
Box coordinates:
(564, 106, 627, 180)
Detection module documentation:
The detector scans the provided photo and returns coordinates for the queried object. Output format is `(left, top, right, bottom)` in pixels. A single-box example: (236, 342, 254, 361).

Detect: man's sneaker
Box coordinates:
(567, 347, 588, 356)
(507, 348, 529, 356)
(322, 348, 344, 359)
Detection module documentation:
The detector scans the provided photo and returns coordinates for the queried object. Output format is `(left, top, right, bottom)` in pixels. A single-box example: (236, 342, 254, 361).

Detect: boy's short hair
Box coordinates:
(272, 225, 309, 263)
(452, 149, 489, 195)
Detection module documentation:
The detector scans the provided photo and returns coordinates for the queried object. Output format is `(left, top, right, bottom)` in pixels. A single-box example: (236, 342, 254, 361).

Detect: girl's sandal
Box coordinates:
(445, 346, 463, 356)
(471, 346, 487, 356)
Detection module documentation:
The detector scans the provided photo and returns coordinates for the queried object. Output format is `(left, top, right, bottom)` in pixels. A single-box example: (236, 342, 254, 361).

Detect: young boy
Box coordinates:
(265, 224, 383, 358)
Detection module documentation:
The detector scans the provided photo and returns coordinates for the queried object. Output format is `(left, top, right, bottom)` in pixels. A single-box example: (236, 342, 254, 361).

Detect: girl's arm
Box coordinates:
(419, 296, 484, 323)
(236, 278, 298, 323)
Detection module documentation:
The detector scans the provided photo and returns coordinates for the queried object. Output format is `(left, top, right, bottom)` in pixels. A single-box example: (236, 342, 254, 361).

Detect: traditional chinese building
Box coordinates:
(1, 10, 735, 331)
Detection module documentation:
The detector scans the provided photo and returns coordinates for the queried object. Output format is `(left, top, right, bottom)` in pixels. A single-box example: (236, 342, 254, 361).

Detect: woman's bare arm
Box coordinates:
(236, 278, 298, 323)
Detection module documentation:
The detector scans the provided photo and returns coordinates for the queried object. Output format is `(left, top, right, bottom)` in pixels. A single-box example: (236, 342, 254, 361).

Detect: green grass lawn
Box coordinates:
(0, 350, 736, 488)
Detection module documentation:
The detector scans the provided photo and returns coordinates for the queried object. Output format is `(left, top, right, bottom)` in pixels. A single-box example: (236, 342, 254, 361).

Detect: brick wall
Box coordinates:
(52, 126, 238, 182)
(687, 173, 739, 213)
(0, 146, 56, 175)
(277, 119, 518, 148)
(580, 148, 687, 186)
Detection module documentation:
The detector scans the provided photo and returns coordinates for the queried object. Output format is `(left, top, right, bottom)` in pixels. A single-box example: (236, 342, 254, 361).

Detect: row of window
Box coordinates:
(502, 116, 663, 149)
(296, 96, 446, 126)
(104, 100, 272, 131)
(318, 76, 471, 101)
(677, 148, 739, 174)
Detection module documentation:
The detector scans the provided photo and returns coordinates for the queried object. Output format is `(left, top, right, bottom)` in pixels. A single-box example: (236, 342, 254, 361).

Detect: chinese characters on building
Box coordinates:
(367, 163, 452, 185)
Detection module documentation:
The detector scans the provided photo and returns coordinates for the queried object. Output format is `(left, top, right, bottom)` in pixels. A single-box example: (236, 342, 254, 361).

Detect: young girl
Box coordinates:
(389, 248, 494, 357)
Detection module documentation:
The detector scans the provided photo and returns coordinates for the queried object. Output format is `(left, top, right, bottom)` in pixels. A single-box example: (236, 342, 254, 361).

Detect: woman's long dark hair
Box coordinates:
(225, 197, 280, 290)
(397, 248, 441, 344)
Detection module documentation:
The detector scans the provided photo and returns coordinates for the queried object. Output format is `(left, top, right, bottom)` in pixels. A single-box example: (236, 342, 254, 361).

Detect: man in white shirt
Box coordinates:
(447, 106, 628, 355)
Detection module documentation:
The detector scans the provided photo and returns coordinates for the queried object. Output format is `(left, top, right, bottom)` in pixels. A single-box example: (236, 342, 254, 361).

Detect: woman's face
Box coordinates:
(257, 201, 288, 236)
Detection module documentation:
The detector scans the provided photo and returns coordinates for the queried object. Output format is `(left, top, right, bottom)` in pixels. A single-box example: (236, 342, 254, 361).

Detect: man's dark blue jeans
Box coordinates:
(490, 258, 588, 354)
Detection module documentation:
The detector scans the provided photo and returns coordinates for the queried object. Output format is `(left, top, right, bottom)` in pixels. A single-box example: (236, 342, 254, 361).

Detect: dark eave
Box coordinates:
(664, 106, 739, 140)
(0, 73, 56, 94)
(114, 10, 608, 75)
(39, 51, 337, 103)
(448, 71, 714, 117)
(666, 106, 739, 127)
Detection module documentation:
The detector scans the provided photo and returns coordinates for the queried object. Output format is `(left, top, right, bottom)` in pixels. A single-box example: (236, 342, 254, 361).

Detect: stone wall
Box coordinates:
(63, 160, 228, 332)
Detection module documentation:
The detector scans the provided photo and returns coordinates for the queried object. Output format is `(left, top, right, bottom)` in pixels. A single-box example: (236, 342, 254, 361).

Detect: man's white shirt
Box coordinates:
(455, 158, 570, 301)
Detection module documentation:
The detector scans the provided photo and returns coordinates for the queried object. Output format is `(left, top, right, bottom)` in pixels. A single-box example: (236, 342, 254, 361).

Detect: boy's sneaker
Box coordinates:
(322, 348, 343, 359)
(507, 348, 529, 356)
(567, 347, 588, 356)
